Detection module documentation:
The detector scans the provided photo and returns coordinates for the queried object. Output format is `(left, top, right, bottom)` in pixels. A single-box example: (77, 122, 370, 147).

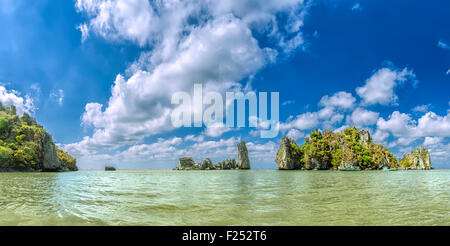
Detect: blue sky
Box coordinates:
(0, 0, 449, 169)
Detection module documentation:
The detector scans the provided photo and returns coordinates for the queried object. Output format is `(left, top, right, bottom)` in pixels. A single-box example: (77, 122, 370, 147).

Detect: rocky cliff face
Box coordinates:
(0, 105, 77, 172)
(237, 141, 250, 169)
(42, 132, 61, 171)
(399, 146, 432, 170)
(178, 157, 196, 170)
(275, 136, 302, 170)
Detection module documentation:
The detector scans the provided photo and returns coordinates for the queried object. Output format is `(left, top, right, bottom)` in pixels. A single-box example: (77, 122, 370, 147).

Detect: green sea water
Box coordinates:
(0, 170, 448, 225)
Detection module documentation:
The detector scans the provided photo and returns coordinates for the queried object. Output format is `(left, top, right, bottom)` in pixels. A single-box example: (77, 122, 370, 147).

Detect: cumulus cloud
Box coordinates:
(423, 136, 443, 146)
(356, 67, 416, 106)
(75, 0, 157, 46)
(184, 134, 204, 142)
(376, 110, 450, 146)
(286, 128, 304, 140)
(319, 91, 356, 109)
(412, 104, 430, 113)
(75, 0, 310, 50)
(0, 85, 35, 115)
(203, 122, 233, 138)
(347, 107, 379, 128)
(281, 91, 355, 133)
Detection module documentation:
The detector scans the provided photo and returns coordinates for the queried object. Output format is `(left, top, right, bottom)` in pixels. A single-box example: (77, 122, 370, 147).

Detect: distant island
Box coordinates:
(105, 166, 117, 171)
(0, 104, 77, 172)
(276, 127, 432, 170)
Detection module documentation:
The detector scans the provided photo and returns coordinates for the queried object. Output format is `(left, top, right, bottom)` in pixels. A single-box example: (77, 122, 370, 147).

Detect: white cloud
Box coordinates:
(423, 136, 442, 146)
(50, 89, 64, 106)
(203, 122, 233, 138)
(120, 137, 184, 161)
(377, 111, 416, 139)
(0, 85, 35, 115)
(246, 141, 278, 161)
(376, 110, 450, 146)
(281, 91, 354, 133)
(319, 91, 356, 109)
(281, 112, 319, 131)
(412, 104, 430, 113)
(347, 107, 379, 127)
(286, 129, 304, 140)
(282, 100, 296, 106)
(77, 23, 89, 42)
(75, 0, 157, 46)
(184, 134, 204, 142)
(356, 67, 416, 106)
(425, 141, 450, 165)
(76, 0, 310, 50)
(351, 2, 362, 12)
(437, 40, 450, 50)
(372, 130, 389, 143)
(415, 111, 450, 137)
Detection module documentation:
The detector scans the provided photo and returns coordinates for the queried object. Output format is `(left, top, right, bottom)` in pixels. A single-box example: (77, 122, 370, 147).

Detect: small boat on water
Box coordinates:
(382, 166, 398, 171)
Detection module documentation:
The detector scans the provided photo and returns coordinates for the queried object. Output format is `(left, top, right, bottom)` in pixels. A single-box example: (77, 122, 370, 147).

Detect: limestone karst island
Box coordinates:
(0, 104, 77, 172)
(275, 127, 432, 171)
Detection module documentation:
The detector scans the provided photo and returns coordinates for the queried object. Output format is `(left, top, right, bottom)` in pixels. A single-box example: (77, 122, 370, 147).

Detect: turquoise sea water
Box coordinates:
(0, 169, 448, 225)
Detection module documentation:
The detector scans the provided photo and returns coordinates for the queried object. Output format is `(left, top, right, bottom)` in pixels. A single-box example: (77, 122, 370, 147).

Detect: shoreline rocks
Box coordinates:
(174, 142, 251, 170)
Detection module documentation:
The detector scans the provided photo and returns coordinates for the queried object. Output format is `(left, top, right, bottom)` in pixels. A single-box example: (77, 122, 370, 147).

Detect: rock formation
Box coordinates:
(202, 158, 213, 170)
(0, 104, 77, 172)
(275, 136, 302, 170)
(275, 127, 415, 170)
(42, 132, 62, 171)
(399, 146, 432, 170)
(358, 129, 371, 146)
(178, 157, 196, 170)
(215, 159, 237, 170)
(174, 142, 250, 170)
(237, 141, 250, 169)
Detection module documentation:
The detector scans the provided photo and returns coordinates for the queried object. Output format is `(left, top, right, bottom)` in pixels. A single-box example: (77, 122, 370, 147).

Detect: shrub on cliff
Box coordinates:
(0, 103, 77, 171)
(56, 147, 78, 171)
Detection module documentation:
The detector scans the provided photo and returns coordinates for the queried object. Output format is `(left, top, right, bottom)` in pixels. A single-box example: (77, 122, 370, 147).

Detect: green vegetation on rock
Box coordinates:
(276, 127, 399, 170)
(0, 103, 77, 172)
(399, 146, 431, 170)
